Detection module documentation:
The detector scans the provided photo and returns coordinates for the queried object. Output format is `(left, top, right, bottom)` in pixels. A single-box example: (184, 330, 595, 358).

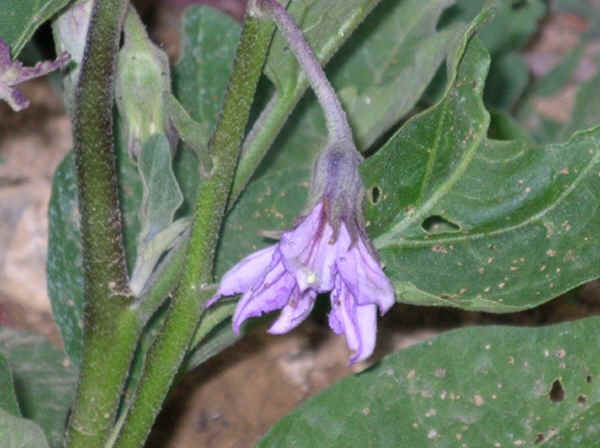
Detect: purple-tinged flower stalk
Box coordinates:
(0, 39, 70, 111)
(207, 0, 395, 364)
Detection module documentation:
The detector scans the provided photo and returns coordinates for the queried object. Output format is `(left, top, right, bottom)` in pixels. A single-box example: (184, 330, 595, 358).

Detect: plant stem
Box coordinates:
(112, 15, 275, 448)
(251, 0, 353, 146)
(230, 0, 379, 205)
(65, 0, 141, 447)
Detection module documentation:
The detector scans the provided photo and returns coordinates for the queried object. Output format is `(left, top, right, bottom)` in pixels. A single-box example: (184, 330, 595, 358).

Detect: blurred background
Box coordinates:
(1, 0, 599, 446)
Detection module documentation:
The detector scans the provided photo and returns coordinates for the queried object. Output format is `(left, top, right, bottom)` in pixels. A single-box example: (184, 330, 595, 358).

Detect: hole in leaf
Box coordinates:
(578, 394, 587, 405)
(512, 0, 527, 10)
(369, 186, 382, 205)
(549, 379, 564, 402)
(535, 433, 544, 444)
(587, 375, 592, 383)
(422, 215, 460, 234)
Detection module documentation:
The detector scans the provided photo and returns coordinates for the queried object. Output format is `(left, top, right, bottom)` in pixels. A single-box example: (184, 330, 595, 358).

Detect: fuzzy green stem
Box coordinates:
(65, 0, 140, 447)
(112, 15, 275, 448)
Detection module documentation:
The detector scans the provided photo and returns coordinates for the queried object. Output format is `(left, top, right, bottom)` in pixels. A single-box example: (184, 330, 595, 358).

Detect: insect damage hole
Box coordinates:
(549, 379, 564, 402)
(369, 186, 382, 205)
(512, 0, 528, 9)
(422, 215, 460, 234)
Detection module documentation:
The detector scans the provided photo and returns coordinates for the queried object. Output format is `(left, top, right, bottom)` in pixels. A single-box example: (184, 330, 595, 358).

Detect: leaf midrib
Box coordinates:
(377, 135, 600, 250)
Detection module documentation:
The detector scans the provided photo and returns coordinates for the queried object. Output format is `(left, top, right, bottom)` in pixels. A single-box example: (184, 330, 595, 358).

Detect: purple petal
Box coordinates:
(232, 266, 296, 333)
(279, 202, 324, 259)
(0, 38, 71, 112)
(206, 245, 277, 307)
(329, 276, 377, 364)
(0, 40, 12, 70)
(268, 289, 316, 334)
(336, 229, 395, 313)
(280, 203, 337, 292)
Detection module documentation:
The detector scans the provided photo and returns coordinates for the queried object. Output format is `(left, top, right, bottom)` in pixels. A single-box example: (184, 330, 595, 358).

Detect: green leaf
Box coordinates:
(0, 0, 71, 57)
(361, 17, 600, 312)
(0, 409, 50, 448)
(259, 317, 600, 447)
(166, 93, 209, 154)
(184, 305, 239, 371)
(217, 0, 463, 273)
(0, 355, 20, 416)
(47, 151, 85, 365)
(0, 328, 77, 448)
(170, 4, 242, 216)
(129, 134, 184, 294)
(488, 108, 535, 143)
(173, 5, 241, 128)
(116, 8, 173, 159)
(441, 0, 546, 54)
(438, 0, 545, 111)
(484, 51, 529, 110)
(332, 0, 461, 150)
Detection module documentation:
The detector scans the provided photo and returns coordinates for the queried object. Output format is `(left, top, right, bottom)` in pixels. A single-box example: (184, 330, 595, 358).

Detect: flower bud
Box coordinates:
(115, 10, 175, 159)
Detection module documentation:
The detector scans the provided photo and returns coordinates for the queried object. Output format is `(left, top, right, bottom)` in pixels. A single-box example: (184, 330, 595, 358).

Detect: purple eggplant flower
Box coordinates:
(0, 39, 70, 111)
(208, 0, 396, 363)
(208, 201, 394, 364)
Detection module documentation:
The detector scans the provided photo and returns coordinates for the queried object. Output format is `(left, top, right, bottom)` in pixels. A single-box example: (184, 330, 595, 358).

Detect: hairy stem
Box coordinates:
(65, 0, 141, 447)
(112, 15, 275, 448)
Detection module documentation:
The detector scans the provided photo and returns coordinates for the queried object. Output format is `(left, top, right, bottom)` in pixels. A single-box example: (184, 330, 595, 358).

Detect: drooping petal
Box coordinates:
(329, 276, 378, 364)
(232, 265, 296, 333)
(268, 288, 316, 334)
(336, 234, 395, 313)
(0, 39, 70, 112)
(206, 245, 277, 307)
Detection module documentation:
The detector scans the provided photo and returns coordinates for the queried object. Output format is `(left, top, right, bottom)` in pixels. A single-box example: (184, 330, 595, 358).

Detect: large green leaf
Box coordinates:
(259, 317, 600, 447)
(361, 18, 600, 312)
(0, 0, 71, 57)
(216, 0, 465, 274)
(0, 328, 77, 448)
(173, 5, 240, 129)
(0, 409, 50, 448)
(47, 151, 86, 365)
